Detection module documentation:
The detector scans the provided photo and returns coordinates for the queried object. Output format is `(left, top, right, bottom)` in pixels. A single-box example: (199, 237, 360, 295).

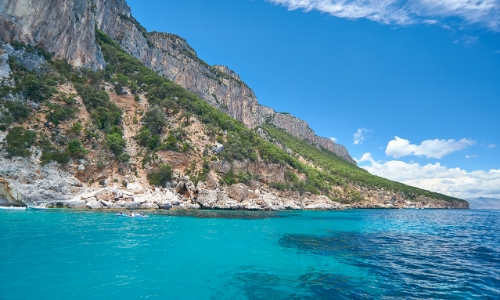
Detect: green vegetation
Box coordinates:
(70, 121, 83, 134)
(0, 33, 463, 204)
(2, 101, 31, 124)
(39, 136, 70, 165)
(4, 126, 36, 158)
(74, 84, 122, 130)
(105, 127, 126, 156)
(142, 106, 167, 134)
(67, 139, 87, 157)
(261, 124, 465, 202)
(220, 169, 257, 186)
(147, 164, 173, 187)
(44, 101, 76, 126)
(95, 29, 331, 195)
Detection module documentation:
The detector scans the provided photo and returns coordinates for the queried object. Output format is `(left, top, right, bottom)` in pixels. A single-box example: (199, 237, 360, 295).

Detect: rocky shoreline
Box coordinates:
(0, 146, 468, 211)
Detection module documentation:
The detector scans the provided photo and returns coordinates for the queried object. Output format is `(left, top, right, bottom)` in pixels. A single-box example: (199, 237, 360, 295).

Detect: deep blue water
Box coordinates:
(0, 209, 498, 299)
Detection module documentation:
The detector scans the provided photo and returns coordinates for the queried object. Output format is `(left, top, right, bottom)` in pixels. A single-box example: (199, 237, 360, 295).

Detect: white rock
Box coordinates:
(86, 199, 103, 209)
(127, 183, 145, 194)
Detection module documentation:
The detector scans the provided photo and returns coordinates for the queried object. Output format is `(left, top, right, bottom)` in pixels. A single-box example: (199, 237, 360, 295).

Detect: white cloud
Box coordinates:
(385, 136, 475, 159)
(465, 155, 478, 159)
(353, 128, 369, 145)
(358, 152, 500, 199)
(330, 137, 338, 142)
(268, 0, 500, 31)
(454, 35, 479, 47)
(487, 144, 497, 148)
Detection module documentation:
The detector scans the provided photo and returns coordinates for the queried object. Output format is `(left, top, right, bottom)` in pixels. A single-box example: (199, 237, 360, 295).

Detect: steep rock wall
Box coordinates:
(1, 0, 355, 163)
(0, 0, 104, 68)
(92, 0, 356, 163)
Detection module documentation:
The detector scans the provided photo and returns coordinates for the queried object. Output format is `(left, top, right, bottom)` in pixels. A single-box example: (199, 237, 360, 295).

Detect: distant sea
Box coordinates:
(0, 209, 498, 299)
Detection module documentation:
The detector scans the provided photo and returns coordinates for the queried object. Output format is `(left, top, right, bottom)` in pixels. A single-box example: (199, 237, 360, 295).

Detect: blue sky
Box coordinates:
(127, 0, 500, 199)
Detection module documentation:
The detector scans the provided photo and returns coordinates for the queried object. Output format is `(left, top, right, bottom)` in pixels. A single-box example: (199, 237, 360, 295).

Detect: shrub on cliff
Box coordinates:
(18, 74, 57, 103)
(142, 106, 167, 134)
(3, 101, 32, 123)
(147, 164, 173, 187)
(38, 135, 70, 165)
(67, 139, 87, 158)
(70, 121, 83, 134)
(44, 101, 76, 126)
(74, 84, 122, 129)
(106, 132, 126, 156)
(4, 127, 36, 158)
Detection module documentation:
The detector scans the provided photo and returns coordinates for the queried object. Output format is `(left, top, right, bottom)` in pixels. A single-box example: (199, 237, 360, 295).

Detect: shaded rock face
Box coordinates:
(0, 0, 105, 68)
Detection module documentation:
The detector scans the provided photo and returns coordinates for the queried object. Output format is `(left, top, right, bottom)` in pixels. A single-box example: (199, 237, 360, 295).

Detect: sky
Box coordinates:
(126, 0, 500, 200)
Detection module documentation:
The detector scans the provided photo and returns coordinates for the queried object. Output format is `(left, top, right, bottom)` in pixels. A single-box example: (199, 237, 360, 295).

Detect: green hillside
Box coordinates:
(0, 29, 466, 205)
(260, 124, 466, 203)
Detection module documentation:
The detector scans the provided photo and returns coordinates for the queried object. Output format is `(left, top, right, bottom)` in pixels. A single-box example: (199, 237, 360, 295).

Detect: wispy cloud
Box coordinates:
(268, 0, 500, 31)
(454, 35, 479, 47)
(358, 152, 500, 199)
(330, 137, 338, 142)
(487, 144, 497, 148)
(465, 154, 478, 159)
(385, 136, 475, 159)
(353, 128, 369, 145)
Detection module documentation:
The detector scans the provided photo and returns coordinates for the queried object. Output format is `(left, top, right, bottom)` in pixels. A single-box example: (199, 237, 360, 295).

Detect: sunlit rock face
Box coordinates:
(0, 0, 355, 164)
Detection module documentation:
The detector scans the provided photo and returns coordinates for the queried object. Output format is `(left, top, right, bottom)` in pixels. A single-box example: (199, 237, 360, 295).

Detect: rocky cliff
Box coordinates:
(0, 0, 468, 210)
(0, 0, 356, 164)
(0, 0, 105, 69)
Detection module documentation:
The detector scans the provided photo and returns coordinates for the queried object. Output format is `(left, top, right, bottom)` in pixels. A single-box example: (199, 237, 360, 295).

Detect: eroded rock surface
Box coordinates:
(0, 0, 356, 164)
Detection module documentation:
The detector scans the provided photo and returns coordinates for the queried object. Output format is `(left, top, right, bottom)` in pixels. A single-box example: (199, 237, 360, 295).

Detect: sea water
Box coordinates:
(0, 209, 498, 299)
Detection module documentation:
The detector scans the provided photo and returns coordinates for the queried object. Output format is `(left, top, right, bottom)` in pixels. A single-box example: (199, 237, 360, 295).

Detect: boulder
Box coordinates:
(157, 201, 172, 210)
(247, 190, 258, 199)
(86, 199, 103, 209)
(94, 188, 118, 201)
(227, 183, 248, 202)
(196, 190, 218, 208)
(185, 181, 196, 192)
(127, 183, 145, 194)
(100, 200, 113, 207)
(212, 143, 224, 154)
(205, 173, 219, 189)
(80, 192, 96, 200)
(284, 201, 302, 210)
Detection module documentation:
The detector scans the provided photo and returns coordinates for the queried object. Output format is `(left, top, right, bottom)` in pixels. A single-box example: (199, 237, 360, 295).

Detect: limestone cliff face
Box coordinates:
(1, 0, 355, 164)
(0, 0, 105, 68)
(97, 13, 356, 163)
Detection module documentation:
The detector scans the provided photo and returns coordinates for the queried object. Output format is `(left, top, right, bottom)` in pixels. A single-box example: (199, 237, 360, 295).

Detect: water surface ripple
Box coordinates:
(0, 209, 498, 299)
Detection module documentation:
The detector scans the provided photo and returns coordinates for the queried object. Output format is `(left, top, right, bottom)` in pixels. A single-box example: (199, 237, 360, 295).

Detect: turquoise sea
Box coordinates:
(0, 209, 498, 299)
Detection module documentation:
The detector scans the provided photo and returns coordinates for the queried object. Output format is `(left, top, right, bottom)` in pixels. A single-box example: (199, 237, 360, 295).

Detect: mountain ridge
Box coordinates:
(0, 0, 468, 209)
(0, 0, 356, 164)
